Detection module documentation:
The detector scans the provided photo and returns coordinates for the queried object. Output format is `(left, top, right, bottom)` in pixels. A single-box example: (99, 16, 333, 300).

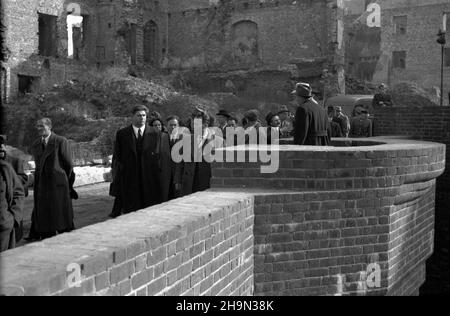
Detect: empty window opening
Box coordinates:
(39, 13, 57, 57)
(67, 13, 84, 59)
(18, 75, 38, 95)
(393, 51, 406, 69)
(393, 16, 407, 35)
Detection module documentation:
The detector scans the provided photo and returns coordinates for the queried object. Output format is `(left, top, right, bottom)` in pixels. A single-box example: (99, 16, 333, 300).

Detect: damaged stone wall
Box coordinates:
(2, 0, 98, 100)
(373, 0, 450, 103)
(166, 0, 329, 71)
(2, 0, 345, 103)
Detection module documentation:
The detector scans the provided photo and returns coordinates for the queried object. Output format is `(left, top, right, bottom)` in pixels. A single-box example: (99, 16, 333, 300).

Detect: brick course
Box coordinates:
(0, 136, 444, 296)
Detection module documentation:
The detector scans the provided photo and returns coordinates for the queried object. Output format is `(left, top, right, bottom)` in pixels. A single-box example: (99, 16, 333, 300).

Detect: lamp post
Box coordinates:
(437, 13, 447, 106)
(437, 29, 446, 106)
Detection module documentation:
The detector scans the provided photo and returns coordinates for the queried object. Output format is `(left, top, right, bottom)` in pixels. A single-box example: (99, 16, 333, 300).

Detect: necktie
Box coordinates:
(138, 129, 142, 141)
(42, 138, 46, 151)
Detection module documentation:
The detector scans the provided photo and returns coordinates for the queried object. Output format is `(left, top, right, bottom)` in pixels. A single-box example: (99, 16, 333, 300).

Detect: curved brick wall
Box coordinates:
(0, 137, 445, 296)
(211, 137, 445, 295)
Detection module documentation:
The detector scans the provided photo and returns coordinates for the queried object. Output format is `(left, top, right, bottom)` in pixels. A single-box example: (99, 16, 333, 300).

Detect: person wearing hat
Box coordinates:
(0, 155, 25, 252)
(372, 83, 393, 107)
(350, 109, 373, 138)
(216, 110, 231, 138)
(332, 106, 350, 138)
(292, 82, 331, 146)
(277, 105, 294, 138)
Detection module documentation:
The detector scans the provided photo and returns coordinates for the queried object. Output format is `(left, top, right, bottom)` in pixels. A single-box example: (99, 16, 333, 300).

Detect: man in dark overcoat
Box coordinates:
(112, 105, 161, 213)
(30, 118, 75, 240)
(0, 159, 24, 252)
(293, 82, 331, 146)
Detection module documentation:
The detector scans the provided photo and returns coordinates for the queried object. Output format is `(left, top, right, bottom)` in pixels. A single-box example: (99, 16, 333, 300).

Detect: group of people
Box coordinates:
(0, 81, 379, 252)
(327, 106, 373, 138)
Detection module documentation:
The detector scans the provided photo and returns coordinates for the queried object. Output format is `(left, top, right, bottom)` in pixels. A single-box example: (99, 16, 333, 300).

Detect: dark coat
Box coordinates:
(350, 117, 373, 138)
(0, 160, 24, 232)
(5, 156, 28, 194)
(372, 93, 393, 107)
(159, 131, 175, 202)
(31, 133, 74, 233)
(180, 134, 217, 197)
(333, 114, 350, 137)
(294, 99, 331, 146)
(329, 121, 344, 138)
(112, 125, 161, 213)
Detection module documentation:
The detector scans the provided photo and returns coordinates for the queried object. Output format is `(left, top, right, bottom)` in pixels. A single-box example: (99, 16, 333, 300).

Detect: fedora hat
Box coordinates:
(216, 110, 231, 118)
(291, 82, 313, 98)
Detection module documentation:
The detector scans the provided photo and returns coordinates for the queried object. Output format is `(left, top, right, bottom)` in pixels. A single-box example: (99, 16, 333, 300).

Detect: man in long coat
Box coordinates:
(293, 82, 331, 146)
(112, 105, 161, 213)
(0, 159, 24, 252)
(30, 118, 75, 240)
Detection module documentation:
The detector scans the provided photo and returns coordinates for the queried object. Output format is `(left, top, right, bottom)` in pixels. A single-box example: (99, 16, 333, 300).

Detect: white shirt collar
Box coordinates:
(132, 125, 146, 138)
(42, 133, 51, 145)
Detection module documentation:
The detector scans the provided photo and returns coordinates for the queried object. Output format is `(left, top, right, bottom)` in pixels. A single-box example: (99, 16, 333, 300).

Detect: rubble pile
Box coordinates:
(389, 82, 439, 107)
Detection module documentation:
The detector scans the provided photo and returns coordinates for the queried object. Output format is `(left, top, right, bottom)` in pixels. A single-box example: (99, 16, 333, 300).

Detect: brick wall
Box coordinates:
(0, 192, 254, 296)
(212, 137, 445, 295)
(0, 137, 444, 296)
(373, 106, 450, 207)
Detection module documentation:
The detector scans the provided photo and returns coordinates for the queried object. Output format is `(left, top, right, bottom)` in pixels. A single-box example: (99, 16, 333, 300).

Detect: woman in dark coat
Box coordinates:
(180, 113, 222, 196)
(150, 117, 172, 202)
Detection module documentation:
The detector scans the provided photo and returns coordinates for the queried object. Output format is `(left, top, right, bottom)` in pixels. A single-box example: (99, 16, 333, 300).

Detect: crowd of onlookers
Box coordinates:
(0, 81, 382, 253)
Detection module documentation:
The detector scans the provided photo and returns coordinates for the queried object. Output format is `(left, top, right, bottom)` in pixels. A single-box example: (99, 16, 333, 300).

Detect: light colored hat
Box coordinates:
(291, 82, 313, 98)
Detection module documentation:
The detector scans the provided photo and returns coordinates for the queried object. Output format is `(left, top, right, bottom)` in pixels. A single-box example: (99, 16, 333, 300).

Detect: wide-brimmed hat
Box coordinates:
(291, 82, 313, 98)
(216, 110, 231, 118)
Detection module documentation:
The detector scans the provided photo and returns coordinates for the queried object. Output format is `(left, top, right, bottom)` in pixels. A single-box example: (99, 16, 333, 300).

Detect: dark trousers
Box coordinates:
(0, 228, 16, 252)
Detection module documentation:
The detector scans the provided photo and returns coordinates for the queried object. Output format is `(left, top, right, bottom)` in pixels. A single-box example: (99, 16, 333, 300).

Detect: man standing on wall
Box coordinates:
(293, 82, 331, 146)
(112, 105, 161, 213)
(372, 83, 393, 107)
(29, 118, 75, 240)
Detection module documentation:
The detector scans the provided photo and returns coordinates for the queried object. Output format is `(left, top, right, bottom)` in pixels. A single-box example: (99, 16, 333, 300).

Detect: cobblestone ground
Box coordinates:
(18, 183, 113, 247)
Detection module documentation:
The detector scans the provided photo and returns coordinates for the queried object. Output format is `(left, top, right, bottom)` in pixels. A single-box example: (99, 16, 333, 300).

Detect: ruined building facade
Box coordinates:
(373, 0, 450, 104)
(1, 0, 345, 103)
